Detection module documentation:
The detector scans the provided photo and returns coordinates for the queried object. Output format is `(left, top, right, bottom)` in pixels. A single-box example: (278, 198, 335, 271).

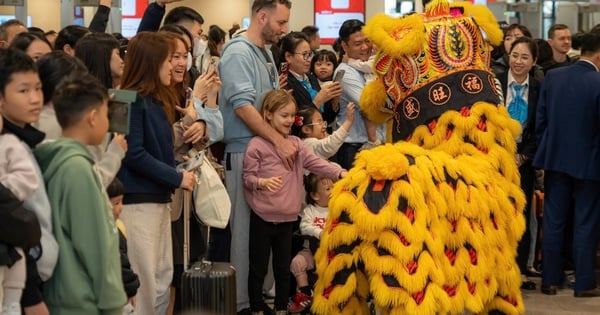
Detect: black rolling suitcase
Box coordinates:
(181, 190, 236, 314)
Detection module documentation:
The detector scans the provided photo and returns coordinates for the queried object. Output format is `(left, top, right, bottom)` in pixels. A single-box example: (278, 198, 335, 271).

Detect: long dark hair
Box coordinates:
(207, 25, 226, 57)
(75, 32, 120, 89)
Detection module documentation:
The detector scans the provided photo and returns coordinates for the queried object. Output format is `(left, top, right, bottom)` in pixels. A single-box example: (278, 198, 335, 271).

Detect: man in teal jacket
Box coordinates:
(34, 74, 126, 314)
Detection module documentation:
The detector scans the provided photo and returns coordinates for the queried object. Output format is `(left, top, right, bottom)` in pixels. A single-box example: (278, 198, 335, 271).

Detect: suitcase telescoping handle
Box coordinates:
(183, 189, 212, 272)
(183, 189, 191, 272)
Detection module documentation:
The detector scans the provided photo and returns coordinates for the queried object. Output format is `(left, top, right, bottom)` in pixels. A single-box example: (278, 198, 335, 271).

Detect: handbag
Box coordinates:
(189, 148, 231, 228)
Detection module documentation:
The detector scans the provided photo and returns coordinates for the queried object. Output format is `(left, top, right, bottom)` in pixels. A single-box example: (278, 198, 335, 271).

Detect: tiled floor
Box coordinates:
(275, 275, 600, 314)
(523, 278, 600, 315)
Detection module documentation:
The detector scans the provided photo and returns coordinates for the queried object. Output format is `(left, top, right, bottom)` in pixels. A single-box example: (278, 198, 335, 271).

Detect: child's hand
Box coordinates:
(111, 133, 128, 153)
(346, 102, 355, 122)
(260, 176, 283, 192)
(341, 102, 356, 132)
(339, 170, 348, 179)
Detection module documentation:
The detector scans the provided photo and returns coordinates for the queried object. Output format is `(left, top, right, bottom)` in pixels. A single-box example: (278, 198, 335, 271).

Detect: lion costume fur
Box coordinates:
(312, 1, 526, 314)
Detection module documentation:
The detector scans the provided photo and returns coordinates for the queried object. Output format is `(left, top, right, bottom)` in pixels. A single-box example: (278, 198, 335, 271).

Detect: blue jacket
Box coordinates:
(117, 96, 182, 203)
(218, 35, 278, 153)
(533, 61, 600, 180)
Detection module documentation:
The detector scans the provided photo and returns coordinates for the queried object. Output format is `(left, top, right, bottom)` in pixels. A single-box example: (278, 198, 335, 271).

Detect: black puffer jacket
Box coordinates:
(0, 183, 41, 266)
(118, 229, 140, 298)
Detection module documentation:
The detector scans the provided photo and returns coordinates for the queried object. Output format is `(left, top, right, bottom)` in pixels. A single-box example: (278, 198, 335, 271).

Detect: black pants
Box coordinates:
(336, 142, 363, 170)
(248, 211, 294, 312)
(516, 161, 535, 274)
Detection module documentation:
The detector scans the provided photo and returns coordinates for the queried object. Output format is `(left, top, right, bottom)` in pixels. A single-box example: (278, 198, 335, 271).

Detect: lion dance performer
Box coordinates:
(312, 1, 527, 314)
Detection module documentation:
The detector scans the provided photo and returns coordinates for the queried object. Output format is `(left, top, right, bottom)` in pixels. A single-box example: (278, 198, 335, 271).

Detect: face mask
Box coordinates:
(193, 38, 207, 59)
(187, 52, 193, 71)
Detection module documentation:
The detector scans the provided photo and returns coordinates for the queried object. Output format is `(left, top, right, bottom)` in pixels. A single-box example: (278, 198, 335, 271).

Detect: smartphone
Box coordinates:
(107, 89, 137, 135)
(279, 62, 289, 75)
(333, 69, 345, 82)
(185, 87, 193, 108)
(176, 151, 205, 173)
(205, 56, 218, 74)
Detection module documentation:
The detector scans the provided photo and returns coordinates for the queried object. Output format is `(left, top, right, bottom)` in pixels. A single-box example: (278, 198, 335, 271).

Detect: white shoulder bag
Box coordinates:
(189, 149, 231, 228)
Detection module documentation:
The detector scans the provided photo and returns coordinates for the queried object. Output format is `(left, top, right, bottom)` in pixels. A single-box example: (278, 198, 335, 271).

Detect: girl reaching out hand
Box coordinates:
(242, 89, 346, 315)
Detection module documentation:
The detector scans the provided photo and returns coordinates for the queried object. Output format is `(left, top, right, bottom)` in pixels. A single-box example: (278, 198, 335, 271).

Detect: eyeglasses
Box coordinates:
(294, 51, 314, 61)
(307, 121, 327, 127)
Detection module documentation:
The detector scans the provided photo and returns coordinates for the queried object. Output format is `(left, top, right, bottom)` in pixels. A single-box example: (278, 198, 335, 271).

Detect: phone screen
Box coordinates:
(108, 101, 130, 134)
(279, 62, 289, 75)
(185, 87, 193, 107)
(333, 69, 345, 82)
(205, 56, 218, 74)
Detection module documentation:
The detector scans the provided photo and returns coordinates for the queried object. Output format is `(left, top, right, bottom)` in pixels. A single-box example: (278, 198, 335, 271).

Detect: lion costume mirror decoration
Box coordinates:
(312, 1, 526, 314)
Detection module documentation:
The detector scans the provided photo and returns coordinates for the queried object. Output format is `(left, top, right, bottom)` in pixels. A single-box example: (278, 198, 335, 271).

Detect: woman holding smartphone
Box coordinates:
(279, 32, 343, 127)
(159, 27, 223, 314)
(117, 31, 195, 315)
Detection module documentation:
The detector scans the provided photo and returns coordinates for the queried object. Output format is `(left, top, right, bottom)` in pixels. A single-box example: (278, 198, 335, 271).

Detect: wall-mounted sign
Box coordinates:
(0, 0, 24, 6)
(315, 0, 365, 44)
(120, 0, 147, 38)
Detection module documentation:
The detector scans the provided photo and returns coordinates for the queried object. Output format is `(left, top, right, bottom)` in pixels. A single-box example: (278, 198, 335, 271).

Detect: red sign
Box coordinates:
(121, 0, 148, 38)
(315, 0, 365, 44)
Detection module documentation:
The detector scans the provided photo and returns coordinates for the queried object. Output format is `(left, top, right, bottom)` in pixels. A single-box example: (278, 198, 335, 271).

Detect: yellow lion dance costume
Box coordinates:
(312, 1, 526, 314)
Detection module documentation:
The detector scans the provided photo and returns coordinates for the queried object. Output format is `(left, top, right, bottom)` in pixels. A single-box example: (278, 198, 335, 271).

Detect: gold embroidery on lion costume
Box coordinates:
(312, 1, 526, 314)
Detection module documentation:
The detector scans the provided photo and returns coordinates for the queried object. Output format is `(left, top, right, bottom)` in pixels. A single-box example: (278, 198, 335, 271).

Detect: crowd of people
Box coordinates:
(1, 0, 600, 314)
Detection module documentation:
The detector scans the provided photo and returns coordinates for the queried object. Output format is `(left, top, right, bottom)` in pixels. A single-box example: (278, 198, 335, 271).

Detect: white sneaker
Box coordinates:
(2, 302, 22, 315)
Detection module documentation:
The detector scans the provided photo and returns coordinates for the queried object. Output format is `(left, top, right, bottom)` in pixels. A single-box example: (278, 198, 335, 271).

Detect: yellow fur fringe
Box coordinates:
(313, 103, 526, 315)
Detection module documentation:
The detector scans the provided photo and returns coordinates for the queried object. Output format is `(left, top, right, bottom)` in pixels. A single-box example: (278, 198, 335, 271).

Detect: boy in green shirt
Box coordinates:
(34, 73, 126, 315)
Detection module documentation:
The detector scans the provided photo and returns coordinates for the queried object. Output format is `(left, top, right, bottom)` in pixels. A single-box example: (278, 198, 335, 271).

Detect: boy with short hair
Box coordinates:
(0, 96, 40, 315)
(106, 177, 139, 315)
(0, 47, 56, 314)
(34, 73, 126, 314)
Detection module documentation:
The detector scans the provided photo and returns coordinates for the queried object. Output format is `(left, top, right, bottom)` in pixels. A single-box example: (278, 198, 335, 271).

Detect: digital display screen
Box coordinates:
(315, 0, 365, 45)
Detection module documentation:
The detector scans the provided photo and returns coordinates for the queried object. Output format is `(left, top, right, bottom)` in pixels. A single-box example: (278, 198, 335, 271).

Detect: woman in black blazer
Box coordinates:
(498, 36, 541, 291)
(279, 32, 342, 126)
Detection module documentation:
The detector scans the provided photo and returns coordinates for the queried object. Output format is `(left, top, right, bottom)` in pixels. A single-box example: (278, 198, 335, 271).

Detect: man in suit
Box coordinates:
(534, 32, 600, 297)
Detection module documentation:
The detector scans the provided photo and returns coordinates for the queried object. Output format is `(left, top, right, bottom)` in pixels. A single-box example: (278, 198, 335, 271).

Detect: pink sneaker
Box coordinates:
(288, 292, 312, 314)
